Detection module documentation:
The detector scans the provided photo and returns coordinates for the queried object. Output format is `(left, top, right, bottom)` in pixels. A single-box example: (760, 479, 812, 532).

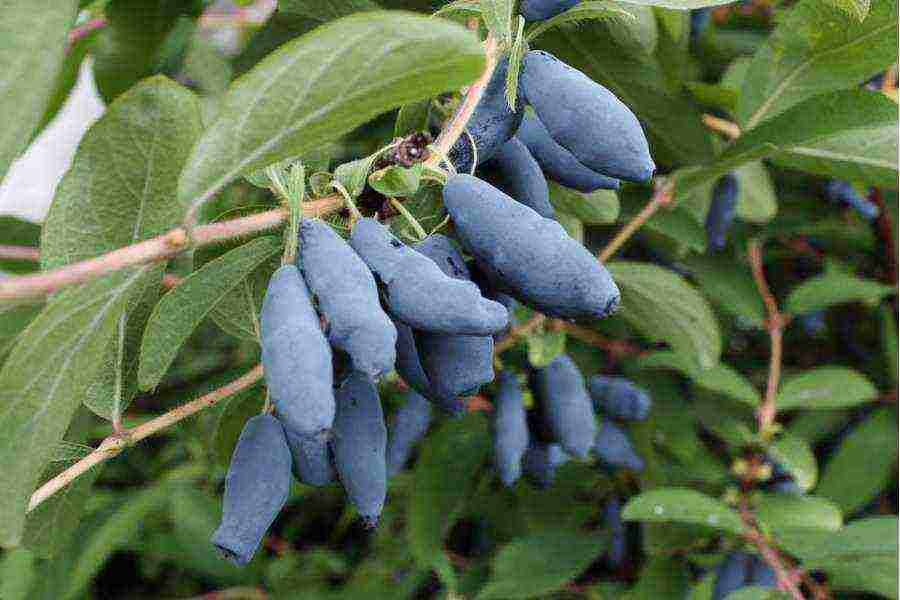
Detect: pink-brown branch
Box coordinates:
(0, 245, 40, 262)
(747, 239, 782, 432)
(598, 180, 674, 263)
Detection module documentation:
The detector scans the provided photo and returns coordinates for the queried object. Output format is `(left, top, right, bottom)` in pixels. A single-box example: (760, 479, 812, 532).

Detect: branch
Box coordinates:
(67, 17, 106, 52)
(740, 502, 805, 600)
(0, 245, 40, 262)
(28, 364, 264, 513)
(427, 34, 500, 169)
(186, 587, 268, 600)
(494, 313, 546, 354)
(747, 239, 782, 433)
(556, 321, 641, 359)
(0, 196, 342, 302)
(598, 180, 674, 263)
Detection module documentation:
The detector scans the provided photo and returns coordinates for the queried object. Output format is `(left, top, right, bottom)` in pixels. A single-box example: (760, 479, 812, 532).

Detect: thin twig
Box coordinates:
(494, 313, 546, 354)
(556, 321, 641, 359)
(598, 181, 674, 263)
(161, 273, 183, 289)
(427, 34, 499, 169)
(66, 17, 106, 52)
(0, 245, 40, 262)
(747, 239, 782, 432)
(702, 114, 741, 139)
(0, 196, 342, 302)
(739, 502, 805, 600)
(186, 587, 269, 600)
(27, 365, 264, 513)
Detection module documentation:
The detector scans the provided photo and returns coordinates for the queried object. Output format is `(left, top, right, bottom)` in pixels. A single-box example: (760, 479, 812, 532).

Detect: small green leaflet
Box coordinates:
(638, 350, 760, 406)
(768, 432, 817, 491)
(622, 487, 744, 534)
(776, 366, 877, 411)
(480, 0, 515, 45)
(785, 272, 894, 315)
(525, 1, 632, 43)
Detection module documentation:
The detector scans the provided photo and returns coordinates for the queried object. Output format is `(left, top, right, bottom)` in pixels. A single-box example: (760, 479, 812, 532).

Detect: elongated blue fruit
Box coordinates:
(492, 370, 529, 486)
(826, 179, 879, 221)
(349, 218, 508, 336)
(211, 414, 292, 565)
(534, 355, 596, 459)
(521, 0, 579, 20)
(587, 375, 652, 421)
(523, 441, 568, 488)
(593, 421, 644, 472)
(414, 235, 495, 400)
(713, 552, 753, 600)
(749, 556, 777, 588)
(298, 219, 397, 379)
(393, 319, 465, 415)
(604, 495, 626, 569)
(481, 137, 554, 219)
(706, 173, 739, 251)
(283, 425, 335, 487)
(690, 8, 712, 41)
(450, 57, 524, 173)
(517, 115, 620, 193)
(386, 390, 432, 477)
(521, 51, 654, 182)
(260, 265, 334, 436)
(444, 174, 620, 320)
(330, 372, 388, 527)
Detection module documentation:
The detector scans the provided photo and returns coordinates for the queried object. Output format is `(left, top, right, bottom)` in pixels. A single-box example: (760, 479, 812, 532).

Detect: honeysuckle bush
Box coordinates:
(0, 0, 897, 598)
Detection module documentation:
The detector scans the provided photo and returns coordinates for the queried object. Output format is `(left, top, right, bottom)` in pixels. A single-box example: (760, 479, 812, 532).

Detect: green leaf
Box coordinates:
(41, 76, 204, 421)
(679, 254, 766, 327)
(533, 17, 714, 167)
(408, 415, 490, 571)
(369, 164, 423, 197)
(608, 262, 721, 369)
(211, 385, 266, 467)
(525, 1, 633, 43)
(527, 329, 567, 368)
(723, 589, 792, 600)
(138, 237, 281, 390)
(0, 216, 40, 275)
(0, 0, 79, 185)
(505, 16, 526, 111)
(737, 0, 898, 128)
(62, 486, 169, 599)
(768, 432, 817, 491)
(614, 0, 737, 6)
(816, 407, 898, 513)
(209, 252, 281, 343)
(0, 304, 43, 360)
(626, 556, 691, 600)
(816, 555, 897, 599)
(394, 99, 431, 137)
(479, 0, 515, 44)
(676, 90, 899, 194)
(0, 267, 150, 547)
(637, 351, 760, 407)
(622, 488, 744, 534)
(734, 161, 777, 223)
(785, 273, 894, 315)
(548, 182, 619, 224)
(92, 0, 193, 102)
(620, 198, 708, 253)
(880, 304, 898, 384)
(178, 12, 485, 210)
(279, 0, 380, 21)
(823, 0, 871, 20)
(776, 366, 877, 410)
(755, 493, 842, 533)
(477, 532, 607, 599)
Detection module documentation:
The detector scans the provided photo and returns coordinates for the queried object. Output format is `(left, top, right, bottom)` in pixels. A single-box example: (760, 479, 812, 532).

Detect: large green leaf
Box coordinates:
(533, 17, 714, 168)
(0, 266, 150, 547)
(734, 161, 777, 223)
(279, 0, 379, 20)
(41, 76, 203, 421)
(816, 407, 898, 513)
(608, 261, 721, 369)
(776, 366, 877, 411)
(785, 273, 895, 315)
(178, 12, 484, 210)
(622, 487, 744, 534)
(737, 0, 898, 128)
(768, 432, 817, 491)
(755, 493, 843, 533)
(548, 181, 619, 224)
(477, 532, 607, 599)
(408, 415, 490, 576)
(0, 0, 79, 185)
(637, 351, 760, 406)
(676, 90, 898, 194)
(138, 236, 281, 391)
(680, 254, 766, 327)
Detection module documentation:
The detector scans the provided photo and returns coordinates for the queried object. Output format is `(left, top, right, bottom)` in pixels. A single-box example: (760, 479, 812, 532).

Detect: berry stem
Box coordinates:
(27, 364, 265, 513)
(597, 180, 674, 263)
(747, 239, 782, 433)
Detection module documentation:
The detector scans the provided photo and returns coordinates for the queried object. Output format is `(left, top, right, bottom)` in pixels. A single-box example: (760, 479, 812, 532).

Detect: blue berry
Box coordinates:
(825, 179, 879, 221)
(516, 114, 620, 193)
(260, 265, 334, 437)
(211, 414, 292, 565)
(588, 375, 652, 421)
(706, 172, 739, 251)
(298, 219, 397, 379)
(523, 441, 569, 488)
(593, 421, 644, 472)
(393, 318, 466, 415)
(604, 495, 626, 569)
(492, 370, 529, 487)
(481, 137, 554, 219)
(386, 390, 432, 477)
(520, 0, 579, 21)
(349, 218, 509, 336)
(713, 552, 753, 600)
(520, 51, 654, 182)
(450, 57, 524, 173)
(534, 355, 596, 459)
(443, 174, 620, 320)
(283, 424, 335, 487)
(330, 372, 388, 527)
